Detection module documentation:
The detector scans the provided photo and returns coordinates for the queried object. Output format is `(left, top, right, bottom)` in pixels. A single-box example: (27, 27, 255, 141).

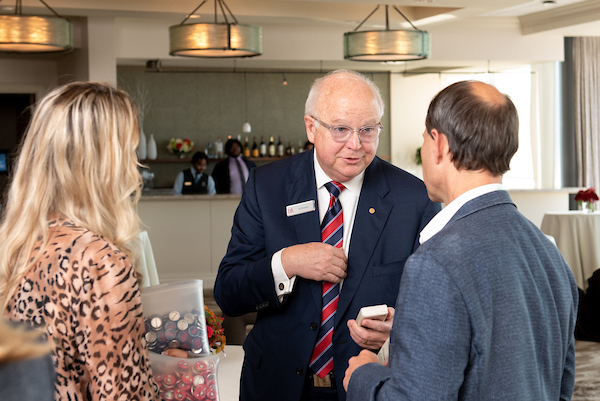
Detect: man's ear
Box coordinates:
(304, 115, 316, 143)
(430, 128, 449, 164)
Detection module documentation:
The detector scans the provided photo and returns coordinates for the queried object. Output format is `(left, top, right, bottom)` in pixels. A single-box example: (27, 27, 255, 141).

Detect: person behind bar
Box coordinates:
(212, 138, 256, 194)
(0, 82, 156, 400)
(214, 69, 440, 401)
(343, 81, 578, 401)
(173, 151, 216, 195)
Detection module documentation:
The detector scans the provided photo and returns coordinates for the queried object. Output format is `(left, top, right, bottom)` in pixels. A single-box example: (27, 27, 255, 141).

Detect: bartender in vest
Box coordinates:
(173, 151, 216, 195)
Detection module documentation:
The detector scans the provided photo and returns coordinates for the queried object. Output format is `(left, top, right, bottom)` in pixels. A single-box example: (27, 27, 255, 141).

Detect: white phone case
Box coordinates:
(356, 304, 388, 327)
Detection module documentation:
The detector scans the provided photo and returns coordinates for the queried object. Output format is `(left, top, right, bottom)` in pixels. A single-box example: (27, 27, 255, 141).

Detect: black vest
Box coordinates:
(182, 169, 209, 194)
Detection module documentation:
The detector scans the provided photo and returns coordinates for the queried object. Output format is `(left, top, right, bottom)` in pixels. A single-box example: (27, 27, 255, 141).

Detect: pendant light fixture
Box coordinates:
(344, 5, 429, 62)
(169, 0, 262, 58)
(0, 0, 72, 53)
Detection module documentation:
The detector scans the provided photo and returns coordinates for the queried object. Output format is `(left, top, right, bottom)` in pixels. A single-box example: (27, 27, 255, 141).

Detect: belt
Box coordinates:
(308, 371, 336, 388)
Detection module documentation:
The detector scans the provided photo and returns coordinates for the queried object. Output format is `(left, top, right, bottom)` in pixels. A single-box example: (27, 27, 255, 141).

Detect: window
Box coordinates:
(440, 67, 535, 189)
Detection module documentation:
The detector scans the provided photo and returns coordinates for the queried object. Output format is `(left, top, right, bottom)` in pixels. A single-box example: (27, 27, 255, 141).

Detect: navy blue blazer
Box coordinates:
(214, 150, 439, 401)
(347, 191, 578, 401)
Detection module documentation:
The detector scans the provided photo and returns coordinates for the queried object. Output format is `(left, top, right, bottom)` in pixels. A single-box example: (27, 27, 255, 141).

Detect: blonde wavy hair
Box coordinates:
(0, 81, 143, 310)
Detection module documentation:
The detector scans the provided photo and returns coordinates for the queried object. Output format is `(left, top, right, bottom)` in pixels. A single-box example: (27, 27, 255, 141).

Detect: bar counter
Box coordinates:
(137, 191, 241, 287)
(140, 188, 242, 200)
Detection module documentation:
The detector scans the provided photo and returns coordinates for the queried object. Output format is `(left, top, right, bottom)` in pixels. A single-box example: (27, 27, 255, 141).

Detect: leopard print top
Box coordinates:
(5, 218, 157, 401)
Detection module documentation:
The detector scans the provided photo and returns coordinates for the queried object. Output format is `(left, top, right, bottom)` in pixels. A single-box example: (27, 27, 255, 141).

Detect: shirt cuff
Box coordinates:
(272, 249, 296, 301)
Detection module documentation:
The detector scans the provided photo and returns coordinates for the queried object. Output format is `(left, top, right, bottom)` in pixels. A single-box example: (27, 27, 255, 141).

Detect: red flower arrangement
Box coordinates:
(204, 305, 226, 354)
(167, 138, 194, 158)
(575, 188, 599, 204)
(575, 188, 599, 212)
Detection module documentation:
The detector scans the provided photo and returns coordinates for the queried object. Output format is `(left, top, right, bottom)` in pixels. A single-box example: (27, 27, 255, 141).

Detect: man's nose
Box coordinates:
(346, 129, 362, 150)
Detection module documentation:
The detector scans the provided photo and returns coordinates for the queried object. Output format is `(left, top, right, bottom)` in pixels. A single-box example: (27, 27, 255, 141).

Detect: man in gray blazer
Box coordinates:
(343, 80, 579, 400)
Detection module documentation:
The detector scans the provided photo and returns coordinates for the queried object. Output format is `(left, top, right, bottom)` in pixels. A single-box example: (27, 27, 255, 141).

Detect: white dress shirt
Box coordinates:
(272, 153, 364, 298)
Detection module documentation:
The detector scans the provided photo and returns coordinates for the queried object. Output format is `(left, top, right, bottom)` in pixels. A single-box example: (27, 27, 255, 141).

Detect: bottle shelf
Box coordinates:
(139, 156, 290, 164)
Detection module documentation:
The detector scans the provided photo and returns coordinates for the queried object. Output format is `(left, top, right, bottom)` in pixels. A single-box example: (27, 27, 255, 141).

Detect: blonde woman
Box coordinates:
(0, 82, 156, 400)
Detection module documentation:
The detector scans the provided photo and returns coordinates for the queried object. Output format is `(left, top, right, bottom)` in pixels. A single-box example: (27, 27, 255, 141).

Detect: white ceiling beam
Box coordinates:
(520, 0, 600, 35)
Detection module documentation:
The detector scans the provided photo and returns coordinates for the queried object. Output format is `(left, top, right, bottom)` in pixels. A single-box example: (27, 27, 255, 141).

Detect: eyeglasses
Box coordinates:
(311, 116, 382, 143)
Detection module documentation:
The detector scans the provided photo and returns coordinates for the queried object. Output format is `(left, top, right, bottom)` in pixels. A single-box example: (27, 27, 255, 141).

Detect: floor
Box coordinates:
(573, 340, 600, 400)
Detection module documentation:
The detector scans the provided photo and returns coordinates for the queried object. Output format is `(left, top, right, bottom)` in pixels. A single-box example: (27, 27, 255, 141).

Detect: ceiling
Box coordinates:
(2, 0, 600, 72)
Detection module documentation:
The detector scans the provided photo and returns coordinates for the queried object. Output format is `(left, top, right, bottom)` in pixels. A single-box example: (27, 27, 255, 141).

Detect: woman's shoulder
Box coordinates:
(44, 217, 136, 298)
(48, 217, 124, 258)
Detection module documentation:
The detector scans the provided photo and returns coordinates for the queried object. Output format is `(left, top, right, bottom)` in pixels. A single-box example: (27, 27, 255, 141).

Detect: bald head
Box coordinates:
(471, 81, 507, 105)
(425, 80, 519, 176)
(305, 69, 384, 119)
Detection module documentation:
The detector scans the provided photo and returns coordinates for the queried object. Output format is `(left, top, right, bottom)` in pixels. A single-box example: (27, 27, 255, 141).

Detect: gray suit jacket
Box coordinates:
(348, 190, 578, 401)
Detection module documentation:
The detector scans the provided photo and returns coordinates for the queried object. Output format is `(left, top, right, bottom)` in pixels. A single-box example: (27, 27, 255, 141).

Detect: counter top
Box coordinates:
(140, 189, 241, 201)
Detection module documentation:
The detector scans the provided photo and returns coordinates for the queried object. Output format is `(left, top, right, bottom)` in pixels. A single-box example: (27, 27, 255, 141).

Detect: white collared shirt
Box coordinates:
(272, 154, 364, 298)
(419, 183, 503, 245)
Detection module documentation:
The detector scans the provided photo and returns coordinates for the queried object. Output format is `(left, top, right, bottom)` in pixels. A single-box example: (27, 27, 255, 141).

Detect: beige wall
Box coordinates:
(137, 195, 240, 287)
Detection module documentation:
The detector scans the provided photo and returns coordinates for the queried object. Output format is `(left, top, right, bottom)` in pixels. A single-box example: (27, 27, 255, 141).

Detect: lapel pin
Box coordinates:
(369, 208, 375, 214)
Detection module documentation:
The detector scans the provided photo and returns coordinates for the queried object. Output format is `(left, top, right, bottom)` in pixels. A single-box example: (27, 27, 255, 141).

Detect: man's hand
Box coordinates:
(162, 349, 188, 358)
(281, 242, 347, 283)
(347, 307, 394, 350)
(343, 349, 379, 391)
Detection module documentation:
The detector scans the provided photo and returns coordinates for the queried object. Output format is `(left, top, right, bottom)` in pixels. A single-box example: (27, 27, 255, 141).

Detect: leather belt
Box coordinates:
(309, 372, 335, 388)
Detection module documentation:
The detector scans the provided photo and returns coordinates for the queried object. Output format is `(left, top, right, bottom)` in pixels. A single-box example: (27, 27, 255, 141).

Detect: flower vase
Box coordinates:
(587, 202, 596, 213)
(579, 201, 592, 213)
(147, 134, 157, 160)
(137, 128, 147, 160)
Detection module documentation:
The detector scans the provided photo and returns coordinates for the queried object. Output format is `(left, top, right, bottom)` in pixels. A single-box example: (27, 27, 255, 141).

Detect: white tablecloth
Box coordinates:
(138, 230, 160, 288)
(217, 345, 244, 401)
(541, 211, 600, 290)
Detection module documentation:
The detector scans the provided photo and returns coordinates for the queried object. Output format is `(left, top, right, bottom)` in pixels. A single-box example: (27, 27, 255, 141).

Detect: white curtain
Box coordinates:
(573, 37, 600, 190)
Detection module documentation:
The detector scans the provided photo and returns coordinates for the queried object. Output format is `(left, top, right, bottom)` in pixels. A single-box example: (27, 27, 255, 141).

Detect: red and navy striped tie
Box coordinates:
(309, 181, 345, 378)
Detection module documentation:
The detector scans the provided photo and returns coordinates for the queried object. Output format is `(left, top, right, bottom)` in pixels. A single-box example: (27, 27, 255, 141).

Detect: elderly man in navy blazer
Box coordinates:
(214, 70, 439, 401)
(344, 80, 579, 400)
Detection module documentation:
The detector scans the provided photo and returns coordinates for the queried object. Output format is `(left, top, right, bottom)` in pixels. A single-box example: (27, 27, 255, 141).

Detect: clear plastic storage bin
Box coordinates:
(142, 280, 220, 400)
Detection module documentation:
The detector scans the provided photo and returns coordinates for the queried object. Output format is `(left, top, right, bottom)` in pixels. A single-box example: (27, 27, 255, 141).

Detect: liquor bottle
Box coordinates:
(268, 136, 276, 157)
(243, 136, 251, 157)
(252, 136, 259, 157)
(286, 141, 295, 156)
(215, 136, 223, 158)
(260, 136, 267, 157)
(206, 142, 214, 158)
(277, 136, 285, 157)
(298, 139, 304, 154)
